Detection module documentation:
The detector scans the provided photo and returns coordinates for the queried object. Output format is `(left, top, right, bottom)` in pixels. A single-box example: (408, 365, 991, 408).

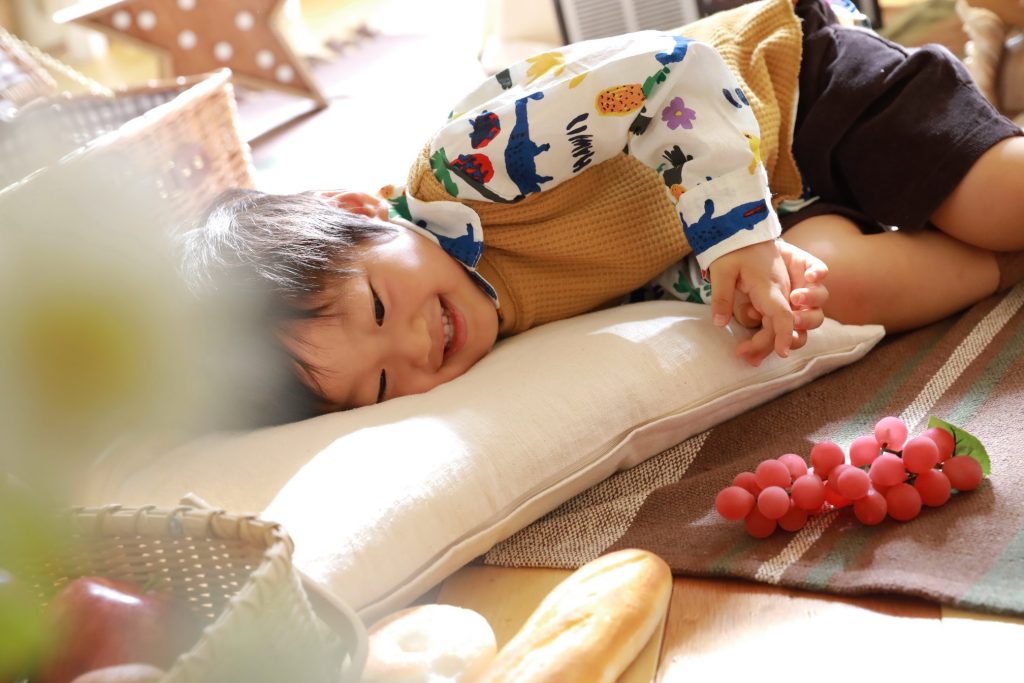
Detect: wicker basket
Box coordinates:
(34, 505, 366, 683)
(0, 69, 254, 232)
(0, 27, 58, 119)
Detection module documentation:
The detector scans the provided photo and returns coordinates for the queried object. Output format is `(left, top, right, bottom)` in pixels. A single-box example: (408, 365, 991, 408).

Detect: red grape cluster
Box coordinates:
(714, 416, 987, 538)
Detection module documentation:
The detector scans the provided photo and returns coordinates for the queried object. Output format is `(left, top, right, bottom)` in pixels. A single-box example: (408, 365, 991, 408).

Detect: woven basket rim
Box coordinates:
(0, 67, 252, 219)
(59, 503, 368, 682)
(66, 503, 288, 548)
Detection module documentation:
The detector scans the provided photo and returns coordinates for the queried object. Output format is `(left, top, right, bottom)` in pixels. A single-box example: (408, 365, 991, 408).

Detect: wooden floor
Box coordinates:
(436, 564, 1024, 680)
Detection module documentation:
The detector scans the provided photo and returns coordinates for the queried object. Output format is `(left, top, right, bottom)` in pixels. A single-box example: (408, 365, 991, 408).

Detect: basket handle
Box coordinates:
(179, 494, 369, 679)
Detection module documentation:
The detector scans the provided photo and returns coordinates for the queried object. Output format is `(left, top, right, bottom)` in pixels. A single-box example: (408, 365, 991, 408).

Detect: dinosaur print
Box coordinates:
(433, 223, 484, 267)
(469, 111, 501, 148)
(682, 198, 769, 254)
(495, 69, 513, 90)
(505, 92, 553, 197)
(655, 36, 691, 66)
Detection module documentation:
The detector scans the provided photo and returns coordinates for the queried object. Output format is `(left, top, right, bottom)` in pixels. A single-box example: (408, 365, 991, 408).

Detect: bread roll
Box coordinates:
(361, 604, 496, 683)
(477, 549, 671, 683)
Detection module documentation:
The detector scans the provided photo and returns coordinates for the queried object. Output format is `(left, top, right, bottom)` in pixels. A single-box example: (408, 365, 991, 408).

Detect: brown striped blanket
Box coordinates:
(483, 284, 1024, 617)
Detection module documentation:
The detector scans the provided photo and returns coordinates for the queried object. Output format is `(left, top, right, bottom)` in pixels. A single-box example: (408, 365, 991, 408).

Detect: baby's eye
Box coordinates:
(372, 288, 385, 326)
(376, 369, 387, 404)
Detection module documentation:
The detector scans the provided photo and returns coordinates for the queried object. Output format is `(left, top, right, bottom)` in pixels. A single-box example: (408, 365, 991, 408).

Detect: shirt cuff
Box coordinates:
(676, 165, 782, 272)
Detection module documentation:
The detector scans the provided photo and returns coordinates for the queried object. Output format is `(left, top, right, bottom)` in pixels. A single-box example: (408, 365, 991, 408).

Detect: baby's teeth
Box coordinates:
(442, 308, 453, 349)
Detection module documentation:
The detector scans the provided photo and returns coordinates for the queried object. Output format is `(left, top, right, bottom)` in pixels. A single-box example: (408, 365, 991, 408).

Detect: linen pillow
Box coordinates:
(80, 300, 883, 622)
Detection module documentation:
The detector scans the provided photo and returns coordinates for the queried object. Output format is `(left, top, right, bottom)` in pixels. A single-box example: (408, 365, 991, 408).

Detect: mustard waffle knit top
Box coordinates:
(406, 0, 803, 336)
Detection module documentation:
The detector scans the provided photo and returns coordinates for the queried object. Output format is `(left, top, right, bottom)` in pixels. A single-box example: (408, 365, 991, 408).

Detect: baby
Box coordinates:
(182, 0, 1024, 425)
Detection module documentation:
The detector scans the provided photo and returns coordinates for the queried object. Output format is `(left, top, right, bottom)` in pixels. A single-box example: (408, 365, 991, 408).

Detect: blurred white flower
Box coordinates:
(0, 152, 262, 493)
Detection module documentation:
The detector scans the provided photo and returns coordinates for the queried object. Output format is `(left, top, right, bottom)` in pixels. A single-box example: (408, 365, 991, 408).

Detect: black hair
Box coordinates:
(179, 188, 395, 428)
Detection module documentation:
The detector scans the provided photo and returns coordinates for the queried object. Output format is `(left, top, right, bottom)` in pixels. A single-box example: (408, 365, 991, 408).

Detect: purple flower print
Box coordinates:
(661, 97, 696, 130)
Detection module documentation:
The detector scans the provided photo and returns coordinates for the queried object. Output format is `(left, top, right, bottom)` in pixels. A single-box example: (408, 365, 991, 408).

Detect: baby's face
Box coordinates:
(285, 224, 499, 410)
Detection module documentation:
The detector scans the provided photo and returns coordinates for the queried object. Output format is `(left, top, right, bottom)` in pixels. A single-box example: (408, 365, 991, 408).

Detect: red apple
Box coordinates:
(39, 576, 200, 683)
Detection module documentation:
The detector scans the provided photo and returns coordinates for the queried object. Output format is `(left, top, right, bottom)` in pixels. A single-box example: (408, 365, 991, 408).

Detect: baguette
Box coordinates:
(477, 549, 672, 683)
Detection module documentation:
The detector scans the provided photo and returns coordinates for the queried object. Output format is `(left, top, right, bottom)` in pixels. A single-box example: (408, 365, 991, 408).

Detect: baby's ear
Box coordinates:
(316, 190, 389, 220)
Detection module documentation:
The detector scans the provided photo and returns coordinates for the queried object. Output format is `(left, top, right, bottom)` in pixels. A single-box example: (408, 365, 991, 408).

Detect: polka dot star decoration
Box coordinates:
(55, 0, 325, 105)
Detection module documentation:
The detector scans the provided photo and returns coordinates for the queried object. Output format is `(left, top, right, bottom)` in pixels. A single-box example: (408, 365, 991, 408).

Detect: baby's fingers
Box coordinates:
(736, 324, 776, 367)
(803, 257, 829, 285)
(759, 295, 795, 358)
(709, 262, 739, 327)
(733, 293, 762, 328)
(793, 307, 825, 332)
(791, 282, 829, 311)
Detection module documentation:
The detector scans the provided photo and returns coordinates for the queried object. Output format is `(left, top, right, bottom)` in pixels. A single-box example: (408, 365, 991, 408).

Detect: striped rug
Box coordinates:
(484, 284, 1024, 616)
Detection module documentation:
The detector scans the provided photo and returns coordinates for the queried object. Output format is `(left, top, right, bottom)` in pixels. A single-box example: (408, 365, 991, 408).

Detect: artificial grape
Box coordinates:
(885, 483, 922, 521)
(915, 468, 952, 507)
(716, 486, 756, 520)
(872, 482, 893, 498)
(874, 416, 909, 451)
(869, 453, 907, 488)
(849, 434, 882, 467)
(824, 485, 852, 509)
(922, 426, 955, 462)
(943, 456, 983, 491)
(902, 436, 940, 474)
(853, 489, 888, 525)
(754, 459, 792, 490)
(732, 471, 761, 496)
(790, 473, 826, 511)
(778, 501, 809, 532)
(757, 486, 791, 520)
(744, 508, 777, 538)
(777, 453, 808, 479)
(836, 466, 871, 501)
(823, 469, 853, 507)
(827, 462, 851, 489)
(810, 441, 845, 479)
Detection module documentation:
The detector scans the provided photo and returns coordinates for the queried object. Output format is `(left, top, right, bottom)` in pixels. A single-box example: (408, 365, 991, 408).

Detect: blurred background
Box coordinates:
(1, 0, 990, 193)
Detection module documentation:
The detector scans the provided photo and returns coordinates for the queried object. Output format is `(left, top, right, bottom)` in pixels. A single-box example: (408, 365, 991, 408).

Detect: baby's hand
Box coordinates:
(709, 240, 828, 366)
(782, 239, 829, 343)
(317, 190, 391, 220)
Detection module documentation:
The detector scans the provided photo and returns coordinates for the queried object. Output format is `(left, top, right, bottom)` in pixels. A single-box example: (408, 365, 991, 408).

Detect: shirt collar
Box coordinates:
(388, 189, 499, 306)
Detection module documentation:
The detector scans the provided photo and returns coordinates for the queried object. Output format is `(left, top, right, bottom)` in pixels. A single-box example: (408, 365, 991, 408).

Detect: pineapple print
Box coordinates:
(596, 84, 645, 116)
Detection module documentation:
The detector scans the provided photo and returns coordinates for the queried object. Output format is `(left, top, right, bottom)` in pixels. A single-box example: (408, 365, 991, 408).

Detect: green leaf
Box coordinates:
(927, 416, 991, 476)
(641, 69, 668, 98)
(429, 149, 459, 197)
(389, 194, 413, 222)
